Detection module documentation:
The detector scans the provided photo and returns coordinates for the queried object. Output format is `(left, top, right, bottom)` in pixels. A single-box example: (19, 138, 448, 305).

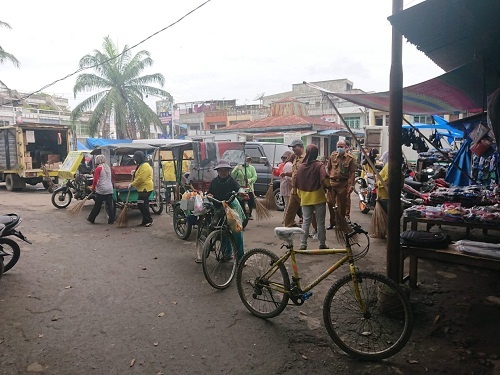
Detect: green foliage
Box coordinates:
(71, 36, 172, 139)
(0, 20, 20, 90)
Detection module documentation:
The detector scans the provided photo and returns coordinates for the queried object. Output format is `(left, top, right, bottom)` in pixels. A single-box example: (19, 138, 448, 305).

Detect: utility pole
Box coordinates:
(387, 0, 404, 282)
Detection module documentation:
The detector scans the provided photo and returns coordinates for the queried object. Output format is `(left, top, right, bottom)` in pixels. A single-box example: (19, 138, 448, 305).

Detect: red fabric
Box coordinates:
(274, 162, 285, 177)
(92, 166, 102, 191)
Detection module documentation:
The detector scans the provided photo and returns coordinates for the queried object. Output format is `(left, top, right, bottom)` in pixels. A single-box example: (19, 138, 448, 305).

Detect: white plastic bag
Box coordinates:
(194, 194, 204, 214)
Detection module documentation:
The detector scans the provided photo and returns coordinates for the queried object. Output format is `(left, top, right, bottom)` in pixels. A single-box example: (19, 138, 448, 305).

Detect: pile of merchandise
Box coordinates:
(428, 185, 500, 207)
(404, 202, 500, 226)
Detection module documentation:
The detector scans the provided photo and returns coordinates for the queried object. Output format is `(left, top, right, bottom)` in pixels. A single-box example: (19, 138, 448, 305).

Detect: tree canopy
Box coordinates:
(71, 36, 171, 139)
(0, 20, 20, 90)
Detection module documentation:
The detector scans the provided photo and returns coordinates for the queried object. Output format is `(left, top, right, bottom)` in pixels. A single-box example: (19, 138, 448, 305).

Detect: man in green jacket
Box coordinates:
(231, 155, 257, 219)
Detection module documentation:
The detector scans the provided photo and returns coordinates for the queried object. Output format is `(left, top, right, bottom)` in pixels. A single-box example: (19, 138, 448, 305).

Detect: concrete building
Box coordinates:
(0, 89, 91, 138)
(213, 98, 347, 157)
(262, 79, 372, 129)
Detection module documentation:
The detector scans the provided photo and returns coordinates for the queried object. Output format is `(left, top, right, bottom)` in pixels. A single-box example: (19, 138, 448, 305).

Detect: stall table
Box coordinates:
(401, 216, 500, 287)
(400, 244, 500, 287)
(402, 216, 495, 237)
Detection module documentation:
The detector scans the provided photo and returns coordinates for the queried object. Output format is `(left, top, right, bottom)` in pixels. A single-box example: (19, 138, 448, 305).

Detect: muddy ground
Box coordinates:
(0, 184, 499, 375)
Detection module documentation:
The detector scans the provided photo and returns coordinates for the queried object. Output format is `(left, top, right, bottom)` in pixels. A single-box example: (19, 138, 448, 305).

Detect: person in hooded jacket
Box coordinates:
(296, 144, 329, 250)
(87, 154, 115, 224)
(129, 151, 154, 227)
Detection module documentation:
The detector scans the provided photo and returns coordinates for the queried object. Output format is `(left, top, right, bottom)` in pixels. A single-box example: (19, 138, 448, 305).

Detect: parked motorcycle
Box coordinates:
(51, 172, 93, 209)
(0, 224, 5, 279)
(0, 213, 31, 273)
(357, 173, 377, 214)
(237, 187, 251, 229)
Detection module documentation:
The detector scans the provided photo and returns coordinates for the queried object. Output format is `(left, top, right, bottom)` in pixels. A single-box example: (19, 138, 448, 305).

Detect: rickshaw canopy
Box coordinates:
(90, 143, 156, 155)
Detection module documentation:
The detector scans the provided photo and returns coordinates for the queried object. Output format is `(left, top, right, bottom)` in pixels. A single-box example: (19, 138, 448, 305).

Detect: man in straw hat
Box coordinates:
(205, 159, 244, 262)
(281, 139, 305, 227)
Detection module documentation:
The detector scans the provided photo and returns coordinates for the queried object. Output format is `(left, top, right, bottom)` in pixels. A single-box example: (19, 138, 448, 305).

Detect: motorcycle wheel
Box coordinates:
(0, 238, 21, 273)
(51, 188, 73, 209)
(359, 200, 370, 214)
(173, 204, 192, 240)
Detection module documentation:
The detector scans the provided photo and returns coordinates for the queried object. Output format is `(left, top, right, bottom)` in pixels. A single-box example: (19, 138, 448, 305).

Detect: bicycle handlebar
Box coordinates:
(348, 222, 368, 238)
(206, 191, 238, 205)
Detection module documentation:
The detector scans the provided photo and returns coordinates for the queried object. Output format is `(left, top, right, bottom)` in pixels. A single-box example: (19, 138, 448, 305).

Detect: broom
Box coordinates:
(116, 188, 132, 228)
(333, 208, 357, 245)
(67, 194, 92, 217)
(369, 200, 388, 239)
(263, 144, 278, 210)
(254, 198, 272, 220)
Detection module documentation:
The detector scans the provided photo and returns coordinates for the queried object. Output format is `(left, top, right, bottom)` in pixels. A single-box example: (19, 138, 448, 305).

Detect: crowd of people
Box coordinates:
(81, 139, 388, 249)
(279, 139, 359, 249)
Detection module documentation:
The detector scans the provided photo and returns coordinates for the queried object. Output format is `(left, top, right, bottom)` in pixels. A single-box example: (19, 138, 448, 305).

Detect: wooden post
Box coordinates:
(387, 0, 404, 282)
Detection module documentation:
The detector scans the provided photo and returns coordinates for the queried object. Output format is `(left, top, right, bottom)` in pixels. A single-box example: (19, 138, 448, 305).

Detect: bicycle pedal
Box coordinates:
(302, 291, 313, 300)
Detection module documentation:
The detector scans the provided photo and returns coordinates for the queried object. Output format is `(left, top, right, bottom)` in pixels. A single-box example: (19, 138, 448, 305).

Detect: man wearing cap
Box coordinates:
(281, 139, 305, 227)
(326, 140, 357, 223)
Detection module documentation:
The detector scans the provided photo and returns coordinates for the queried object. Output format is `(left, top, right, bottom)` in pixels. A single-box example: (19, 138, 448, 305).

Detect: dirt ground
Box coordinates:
(0, 184, 499, 375)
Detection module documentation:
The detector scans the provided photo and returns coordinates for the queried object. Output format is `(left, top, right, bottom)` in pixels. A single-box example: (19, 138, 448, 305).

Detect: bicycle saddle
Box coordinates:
(274, 227, 304, 245)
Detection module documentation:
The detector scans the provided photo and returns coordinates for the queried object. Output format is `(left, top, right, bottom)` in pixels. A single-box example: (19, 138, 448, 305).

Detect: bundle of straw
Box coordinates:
(369, 200, 388, 239)
(116, 189, 132, 228)
(263, 144, 278, 210)
(262, 183, 277, 210)
(334, 208, 356, 245)
(254, 198, 272, 220)
(67, 195, 92, 217)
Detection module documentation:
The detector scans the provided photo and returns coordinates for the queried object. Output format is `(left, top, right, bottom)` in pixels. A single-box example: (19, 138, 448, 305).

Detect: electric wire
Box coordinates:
(1, 0, 213, 107)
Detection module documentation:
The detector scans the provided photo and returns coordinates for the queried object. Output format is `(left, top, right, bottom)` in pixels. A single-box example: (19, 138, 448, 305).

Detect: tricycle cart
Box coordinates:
(91, 143, 164, 216)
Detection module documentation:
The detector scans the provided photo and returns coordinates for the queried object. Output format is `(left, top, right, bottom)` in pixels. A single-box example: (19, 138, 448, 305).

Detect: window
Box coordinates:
(246, 147, 264, 164)
(312, 136, 321, 147)
(413, 115, 433, 124)
(344, 116, 361, 129)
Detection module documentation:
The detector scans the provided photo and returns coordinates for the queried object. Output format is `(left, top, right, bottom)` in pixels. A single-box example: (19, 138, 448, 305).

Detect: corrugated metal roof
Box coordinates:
(214, 115, 343, 133)
(388, 0, 500, 72)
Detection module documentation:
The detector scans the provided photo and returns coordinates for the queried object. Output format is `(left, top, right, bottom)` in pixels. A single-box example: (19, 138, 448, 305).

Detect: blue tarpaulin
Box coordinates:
(445, 138, 473, 186)
(77, 141, 88, 150)
(86, 138, 133, 149)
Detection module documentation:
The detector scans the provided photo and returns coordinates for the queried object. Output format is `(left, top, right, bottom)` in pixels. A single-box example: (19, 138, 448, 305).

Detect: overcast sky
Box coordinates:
(1, 0, 443, 110)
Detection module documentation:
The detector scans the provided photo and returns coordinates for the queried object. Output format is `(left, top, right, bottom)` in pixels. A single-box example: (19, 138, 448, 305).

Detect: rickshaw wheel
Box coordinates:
(151, 198, 164, 215)
(173, 204, 192, 240)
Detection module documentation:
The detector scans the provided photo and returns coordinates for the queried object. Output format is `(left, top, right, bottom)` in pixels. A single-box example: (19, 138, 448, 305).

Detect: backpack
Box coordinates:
(400, 230, 449, 249)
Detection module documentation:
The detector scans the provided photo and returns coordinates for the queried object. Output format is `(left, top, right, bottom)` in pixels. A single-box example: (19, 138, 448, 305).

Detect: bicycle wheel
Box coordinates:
(173, 205, 192, 240)
(0, 238, 21, 273)
(323, 271, 413, 360)
(236, 248, 290, 319)
(202, 230, 237, 290)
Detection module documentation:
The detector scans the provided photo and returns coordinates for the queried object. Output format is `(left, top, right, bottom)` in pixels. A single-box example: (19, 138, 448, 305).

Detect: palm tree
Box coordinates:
(71, 36, 171, 139)
(0, 20, 21, 90)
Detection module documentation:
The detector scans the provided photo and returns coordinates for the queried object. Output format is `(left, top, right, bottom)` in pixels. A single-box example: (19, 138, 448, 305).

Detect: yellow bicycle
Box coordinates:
(236, 222, 413, 360)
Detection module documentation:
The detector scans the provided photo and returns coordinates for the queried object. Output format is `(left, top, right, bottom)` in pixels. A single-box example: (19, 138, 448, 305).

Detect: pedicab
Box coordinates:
(90, 143, 164, 217)
(153, 141, 246, 241)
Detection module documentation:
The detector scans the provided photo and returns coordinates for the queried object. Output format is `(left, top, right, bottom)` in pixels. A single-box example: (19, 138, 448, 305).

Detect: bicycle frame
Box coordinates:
(258, 233, 368, 311)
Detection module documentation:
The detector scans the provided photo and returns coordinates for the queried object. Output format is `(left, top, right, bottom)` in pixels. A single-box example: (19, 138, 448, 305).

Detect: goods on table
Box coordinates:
(404, 203, 500, 226)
